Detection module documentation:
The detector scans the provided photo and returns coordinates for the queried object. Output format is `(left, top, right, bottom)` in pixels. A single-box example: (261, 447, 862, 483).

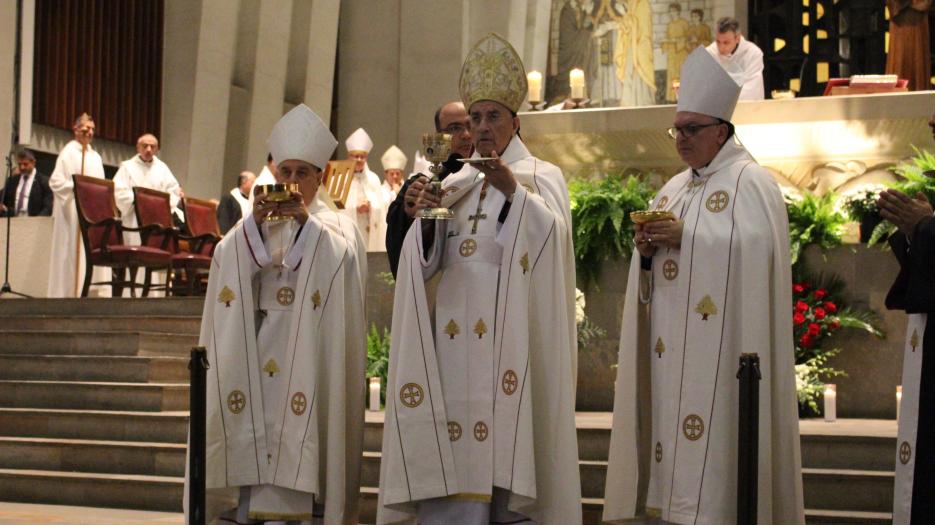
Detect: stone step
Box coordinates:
(0, 297, 204, 317)
(0, 355, 189, 383)
(0, 380, 189, 412)
(0, 331, 198, 357)
(801, 434, 896, 471)
(802, 468, 894, 513)
(0, 437, 185, 477)
(0, 315, 201, 335)
(805, 509, 893, 525)
(0, 468, 182, 513)
(0, 408, 188, 443)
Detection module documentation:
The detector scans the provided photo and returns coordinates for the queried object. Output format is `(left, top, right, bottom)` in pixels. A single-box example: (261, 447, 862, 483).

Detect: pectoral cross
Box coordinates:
(469, 211, 487, 234)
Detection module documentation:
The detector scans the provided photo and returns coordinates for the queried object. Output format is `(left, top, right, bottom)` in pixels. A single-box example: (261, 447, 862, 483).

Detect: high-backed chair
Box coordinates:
(182, 196, 221, 257)
(72, 175, 172, 297)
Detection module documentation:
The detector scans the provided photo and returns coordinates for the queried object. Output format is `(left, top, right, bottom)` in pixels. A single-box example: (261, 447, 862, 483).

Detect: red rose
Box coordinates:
(814, 307, 827, 320)
(793, 312, 806, 325)
(815, 289, 827, 300)
(824, 301, 837, 313)
(795, 300, 809, 313)
(808, 323, 822, 336)
(800, 334, 814, 348)
(793, 284, 805, 294)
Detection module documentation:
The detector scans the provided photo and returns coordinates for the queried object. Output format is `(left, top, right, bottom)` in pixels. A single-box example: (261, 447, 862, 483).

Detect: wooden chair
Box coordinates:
(133, 188, 212, 296)
(72, 175, 172, 297)
(181, 196, 221, 257)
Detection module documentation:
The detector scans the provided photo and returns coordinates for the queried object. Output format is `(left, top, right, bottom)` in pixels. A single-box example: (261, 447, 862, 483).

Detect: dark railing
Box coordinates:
(188, 346, 209, 525)
(737, 352, 762, 525)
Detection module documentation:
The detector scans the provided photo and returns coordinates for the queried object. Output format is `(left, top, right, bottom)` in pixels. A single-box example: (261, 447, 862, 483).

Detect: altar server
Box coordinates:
(341, 127, 386, 251)
(706, 17, 764, 101)
(113, 133, 184, 245)
(377, 33, 580, 525)
(603, 47, 803, 524)
(48, 113, 108, 297)
(191, 103, 366, 525)
(879, 174, 935, 522)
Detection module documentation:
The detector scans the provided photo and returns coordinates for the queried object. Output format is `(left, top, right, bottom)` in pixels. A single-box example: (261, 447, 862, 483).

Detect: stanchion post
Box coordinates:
(737, 352, 761, 525)
(188, 346, 209, 525)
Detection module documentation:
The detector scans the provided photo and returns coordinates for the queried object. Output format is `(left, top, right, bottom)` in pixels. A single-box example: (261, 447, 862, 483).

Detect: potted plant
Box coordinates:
(784, 191, 847, 265)
(840, 186, 885, 243)
(871, 147, 935, 245)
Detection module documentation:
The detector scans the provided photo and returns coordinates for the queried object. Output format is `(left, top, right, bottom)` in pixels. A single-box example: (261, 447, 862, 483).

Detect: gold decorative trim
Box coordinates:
(227, 390, 246, 414)
(400, 383, 424, 408)
(459, 238, 477, 257)
(655, 441, 663, 463)
(519, 252, 530, 274)
(683, 414, 704, 441)
(276, 286, 295, 306)
(444, 319, 460, 339)
(311, 290, 321, 310)
(218, 286, 235, 307)
(502, 370, 518, 395)
(695, 295, 718, 321)
(473, 421, 489, 441)
(654, 338, 665, 359)
(291, 392, 308, 416)
(474, 318, 487, 339)
(662, 259, 679, 281)
(448, 421, 462, 442)
(900, 441, 912, 465)
(263, 359, 280, 377)
(448, 492, 493, 503)
(655, 196, 669, 209)
(706, 190, 730, 213)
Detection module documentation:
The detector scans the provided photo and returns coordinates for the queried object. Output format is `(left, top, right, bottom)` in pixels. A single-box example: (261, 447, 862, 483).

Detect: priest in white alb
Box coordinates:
(47, 113, 108, 298)
(113, 133, 184, 246)
(340, 128, 386, 251)
(603, 47, 803, 525)
(706, 17, 765, 101)
(377, 33, 581, 525)
(189, 103, 366, 525)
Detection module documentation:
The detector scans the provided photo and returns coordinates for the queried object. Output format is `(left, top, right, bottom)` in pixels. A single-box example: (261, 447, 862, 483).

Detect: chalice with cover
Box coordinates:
(417, 132, 455, 220)
(254, 183, 300, 268)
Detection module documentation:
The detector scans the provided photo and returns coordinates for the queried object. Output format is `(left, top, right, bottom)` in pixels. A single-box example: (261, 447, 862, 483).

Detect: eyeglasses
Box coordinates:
(666, 122, 722, 139)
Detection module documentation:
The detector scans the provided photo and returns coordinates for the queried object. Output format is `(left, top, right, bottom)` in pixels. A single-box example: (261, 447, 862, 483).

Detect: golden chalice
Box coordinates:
(630, 210, 676, 224)
(417, 132, 455, 220)
(254, 183, 300, 222)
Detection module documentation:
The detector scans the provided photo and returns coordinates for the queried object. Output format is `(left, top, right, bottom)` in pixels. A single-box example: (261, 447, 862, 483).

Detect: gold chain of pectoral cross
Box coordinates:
(468, 181, 490, 234)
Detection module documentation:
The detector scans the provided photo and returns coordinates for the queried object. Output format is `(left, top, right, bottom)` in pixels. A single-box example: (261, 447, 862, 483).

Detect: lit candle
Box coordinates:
(569, 68, 585, 99)
(897, 385, 902, 421)
(527, 71, 543, 103)
(824, 384, 836, 422)
(369, 377, 381, 411)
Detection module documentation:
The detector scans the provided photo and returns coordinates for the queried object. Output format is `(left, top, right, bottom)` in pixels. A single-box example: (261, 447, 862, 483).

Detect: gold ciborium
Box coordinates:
(417, 132, 455, 220)
(629, 210, 676, 224)
(254, 183, 300, 222)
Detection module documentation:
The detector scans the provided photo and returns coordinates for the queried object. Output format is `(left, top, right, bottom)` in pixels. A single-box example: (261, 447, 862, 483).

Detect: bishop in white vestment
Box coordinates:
(113, 134, 184, 246)
(603, 48, 803, 525)
(377, 33, 581, 525)
(380, 145, 407, 204)
(47, 113, 109, 298)
(190, 104, 366, 525)
(341, 128, 387, 251)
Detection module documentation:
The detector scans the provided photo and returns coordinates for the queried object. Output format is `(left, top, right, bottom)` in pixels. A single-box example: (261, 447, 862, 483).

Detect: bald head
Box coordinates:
(435, 101, 472, 158)
(238, 171, 256, 193)
(136, 134, 159, 162)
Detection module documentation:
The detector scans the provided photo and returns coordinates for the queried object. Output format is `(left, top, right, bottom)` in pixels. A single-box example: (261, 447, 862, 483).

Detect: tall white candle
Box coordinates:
(369, 377, 381, 411)
(569, 68, 585, 99)
(823, 384, 836, 422)
(527, 71, 542, 103)
(897, 385, 902, 421)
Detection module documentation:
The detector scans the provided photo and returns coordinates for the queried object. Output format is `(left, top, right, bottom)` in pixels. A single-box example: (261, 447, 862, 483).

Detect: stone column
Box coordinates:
(162, 0, 239, 202)
(0, 1, 16, 163)
(304, 0, 341, 124)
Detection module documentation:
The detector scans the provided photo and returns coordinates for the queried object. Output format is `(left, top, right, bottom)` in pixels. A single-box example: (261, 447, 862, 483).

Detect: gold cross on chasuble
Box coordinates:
(469, 181, 491, 234)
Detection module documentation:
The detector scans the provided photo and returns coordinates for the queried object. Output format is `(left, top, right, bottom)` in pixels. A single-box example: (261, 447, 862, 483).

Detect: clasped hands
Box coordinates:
(253, 192, 308, 226)
(634, 219, 682, 258)
(877, 189, 933, 240)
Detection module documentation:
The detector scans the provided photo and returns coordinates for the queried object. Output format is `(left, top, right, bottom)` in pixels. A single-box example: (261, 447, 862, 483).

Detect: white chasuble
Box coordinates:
(604, 139, 804, 525)
(377, 136, 581, 525)
(189, 210, 366, 525)
(338, 166, 387, 252)
(894, 313, 927, 524)
(47, 140, 108, 297)
(113, 154, 183, 245)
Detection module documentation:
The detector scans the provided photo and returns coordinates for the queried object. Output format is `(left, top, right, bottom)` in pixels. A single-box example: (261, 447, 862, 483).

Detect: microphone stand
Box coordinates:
(0, 0, 31, 299)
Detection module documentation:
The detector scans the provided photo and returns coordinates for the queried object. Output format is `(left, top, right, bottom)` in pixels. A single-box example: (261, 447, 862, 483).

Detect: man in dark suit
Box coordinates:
(1, 149, 52, 217)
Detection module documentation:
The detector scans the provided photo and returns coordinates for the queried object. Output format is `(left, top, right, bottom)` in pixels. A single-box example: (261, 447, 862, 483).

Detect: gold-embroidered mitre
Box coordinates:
(459, 33, 527, 113)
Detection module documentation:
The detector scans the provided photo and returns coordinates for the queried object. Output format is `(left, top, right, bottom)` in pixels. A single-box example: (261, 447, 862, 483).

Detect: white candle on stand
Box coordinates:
(897, 385, 903, 421)
(569, 68, 585, 99)
(823, 384, 836, 422)
(369, 377, 381, 411)
(527, 71, 542, 103)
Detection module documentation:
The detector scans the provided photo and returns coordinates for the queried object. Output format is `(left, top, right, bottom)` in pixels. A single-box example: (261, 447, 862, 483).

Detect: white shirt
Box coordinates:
(706, 36, 765, 101)
(13, 169, 37, 216)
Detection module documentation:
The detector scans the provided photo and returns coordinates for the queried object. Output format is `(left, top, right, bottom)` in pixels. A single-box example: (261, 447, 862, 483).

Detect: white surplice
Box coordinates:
(47, 140, 108, 298)
(893, 314, 928, 524)
(706, 37, 765, 101)
(190, 207, 366, 525)
(377, 136, 581, 525)
(338, 166, 386, 252)
(604, 139, 804, 525)
(113, 154, 183, 245)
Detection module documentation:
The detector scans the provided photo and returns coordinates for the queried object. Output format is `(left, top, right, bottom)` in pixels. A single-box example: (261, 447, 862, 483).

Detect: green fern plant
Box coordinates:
(784, 191, 847, 265)
(870, 147, 935, 245)
(366, 323, 391, 405)
(569, 174, 657, 286)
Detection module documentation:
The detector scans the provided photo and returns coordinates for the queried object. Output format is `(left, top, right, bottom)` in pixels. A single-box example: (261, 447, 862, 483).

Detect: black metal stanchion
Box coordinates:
(188, 346, 209, 525)
(737, 352, 761, 525)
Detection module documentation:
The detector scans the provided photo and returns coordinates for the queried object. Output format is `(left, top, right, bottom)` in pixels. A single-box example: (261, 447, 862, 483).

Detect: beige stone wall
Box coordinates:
(0, 1, 17, 167)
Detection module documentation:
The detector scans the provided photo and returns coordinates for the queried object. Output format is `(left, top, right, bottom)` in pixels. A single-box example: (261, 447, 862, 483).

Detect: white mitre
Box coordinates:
(412, 150, 430, 175)
(677, 47, 742, 122)
(267, 104, 336, 170)
(381, 145, 407, 171)
(345, 127, 373, 154)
